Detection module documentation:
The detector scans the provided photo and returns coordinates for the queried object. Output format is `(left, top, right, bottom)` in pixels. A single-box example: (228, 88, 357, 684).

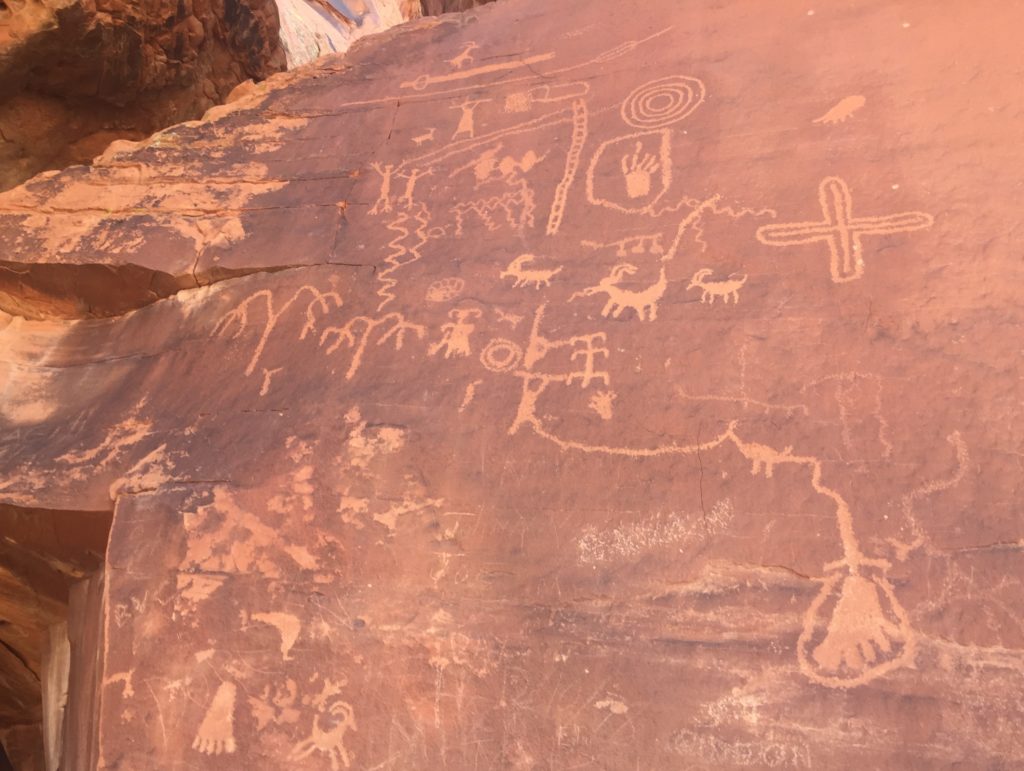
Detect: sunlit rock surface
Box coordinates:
(0, 0, 1022, 767)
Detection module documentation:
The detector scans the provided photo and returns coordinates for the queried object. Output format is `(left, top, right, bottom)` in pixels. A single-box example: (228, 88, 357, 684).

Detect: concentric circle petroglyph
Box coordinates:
(480, 339, 523, 372)
(620, 75, 706, 129)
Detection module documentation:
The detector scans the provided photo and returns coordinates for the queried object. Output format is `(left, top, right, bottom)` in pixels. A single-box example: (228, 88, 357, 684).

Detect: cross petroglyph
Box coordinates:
(756, 176, 934, 282)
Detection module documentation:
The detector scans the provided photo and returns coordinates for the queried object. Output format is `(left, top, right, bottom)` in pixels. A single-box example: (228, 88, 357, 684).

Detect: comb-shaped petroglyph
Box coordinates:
(755, 176, 934, 282)
(687, 268, 748, 304)
(812, 95, 866, 124)
(582, 233, 665, 257)
(429, 308, 481, 358)
(500, 253, 564, 289)
(192, 681, 238, 755)
(214, 285, 343, 377)
(320, 313, 426, 380)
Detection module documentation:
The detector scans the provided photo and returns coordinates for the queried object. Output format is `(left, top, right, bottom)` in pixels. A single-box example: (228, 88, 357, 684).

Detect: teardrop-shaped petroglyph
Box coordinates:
(798, 570, 914, 688)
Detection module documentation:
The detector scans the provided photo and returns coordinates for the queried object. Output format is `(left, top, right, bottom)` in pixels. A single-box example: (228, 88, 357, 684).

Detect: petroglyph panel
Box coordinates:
(2, 1, 1023, 769)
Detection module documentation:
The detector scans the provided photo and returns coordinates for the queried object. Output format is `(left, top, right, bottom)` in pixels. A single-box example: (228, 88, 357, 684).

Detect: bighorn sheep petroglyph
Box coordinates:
(687, 268, 747, 304)
(571, 262, 667, 321)
(500, 254, 563, 289)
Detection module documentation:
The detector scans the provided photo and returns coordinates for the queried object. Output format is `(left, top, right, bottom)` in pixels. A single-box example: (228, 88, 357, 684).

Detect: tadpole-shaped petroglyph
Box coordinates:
(812, 95, 866, 124)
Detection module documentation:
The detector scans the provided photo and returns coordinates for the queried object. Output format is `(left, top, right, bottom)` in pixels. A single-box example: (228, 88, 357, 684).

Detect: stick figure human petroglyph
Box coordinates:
(451, 97, 490, 139)
(290, 700, 357, 770)
(812, 95, 866, 125)
(756, 176, 934, 282)
(214, 286, 343, 377)
(397, 167, 434, 208)
(368, 162, 396, 215)
(193, 681, 238, 755)
(430, 308, 481, 358)
(500, 254, 563, 289)
(320, 313, 426, 380)
(686, 268, 747, 304)
(570, 262, 667, 321)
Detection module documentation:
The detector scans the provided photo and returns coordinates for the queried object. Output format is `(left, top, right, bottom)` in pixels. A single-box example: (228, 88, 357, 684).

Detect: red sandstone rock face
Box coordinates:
(1, 0, 1024, 767)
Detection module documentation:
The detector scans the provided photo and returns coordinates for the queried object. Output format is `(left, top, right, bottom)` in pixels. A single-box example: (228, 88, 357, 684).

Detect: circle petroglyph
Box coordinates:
(620, 75, 706, 129)
(480, 339, 523, 372)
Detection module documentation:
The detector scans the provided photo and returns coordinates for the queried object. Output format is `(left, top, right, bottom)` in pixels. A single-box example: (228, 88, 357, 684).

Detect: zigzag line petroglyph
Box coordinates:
(893, 431, 969, 557)
(451, 181, 535, 235)
(756, 176, 934, 282)
(378, 202, 442, 311)
(214, 286, 343, 377)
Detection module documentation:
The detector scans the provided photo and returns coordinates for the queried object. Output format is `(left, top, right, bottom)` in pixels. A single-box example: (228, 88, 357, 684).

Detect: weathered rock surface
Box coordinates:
(1, 0, 1023, 768)
(0, 0, 287, 192)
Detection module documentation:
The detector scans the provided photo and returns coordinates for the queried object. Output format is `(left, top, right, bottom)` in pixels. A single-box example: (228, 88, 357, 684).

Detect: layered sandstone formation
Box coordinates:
(0, 0, 421, 193)
(1, 0, 1023, 768)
